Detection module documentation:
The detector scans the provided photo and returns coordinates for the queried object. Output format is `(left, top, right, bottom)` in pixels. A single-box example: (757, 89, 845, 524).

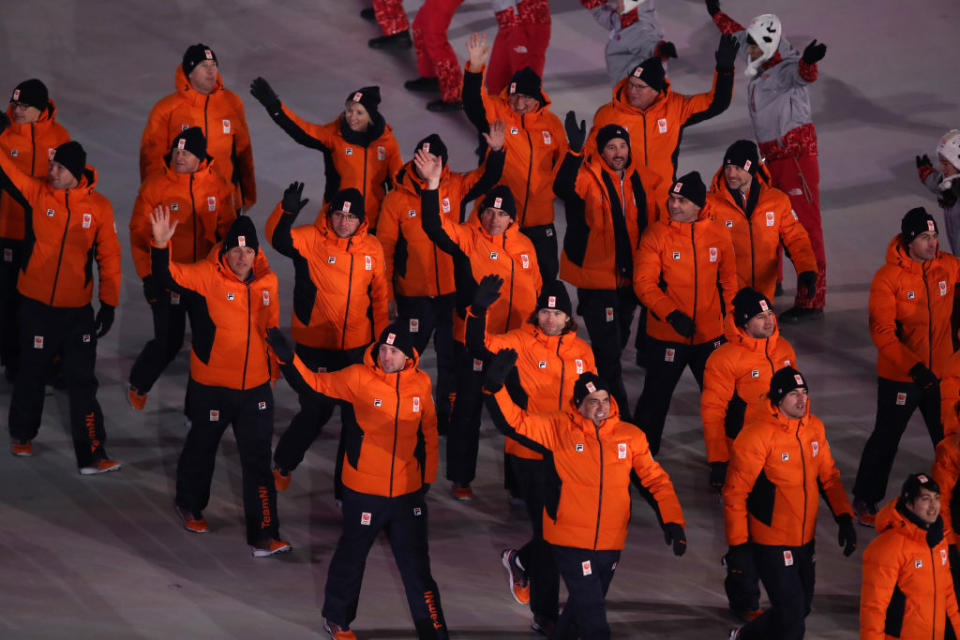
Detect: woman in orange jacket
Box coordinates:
(250, 79, 402, 230)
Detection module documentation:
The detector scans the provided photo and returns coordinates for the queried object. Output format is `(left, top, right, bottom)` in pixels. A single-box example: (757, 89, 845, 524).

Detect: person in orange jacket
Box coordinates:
(150, 207, 289, 557)
(416, 146, 541, 500)
(0, 79, 70, 382)
(265, 185, 389, 494)
(706, 140, 817, 302)
(378, 130, 506, 431)
(932, 432, 960, 609)
(267, 324, 448, 640)
(250, 79, 402, 231)
(0, 130, 122, 473)
(725, 367, 856, 640)
(633, 171, 737, 454)
(463, 32, 568, 282)
(555, 117, 664, 416)
(483, 351, 687, 640)
(128, 127, 236, 409)
(141, 44, 255, 211)
(853, 208, 960, 527)
(941, 352, 960, 439)
(585, 34, 738, 187)
(466, 277, 596, 635)
(860, 473, 960, 640)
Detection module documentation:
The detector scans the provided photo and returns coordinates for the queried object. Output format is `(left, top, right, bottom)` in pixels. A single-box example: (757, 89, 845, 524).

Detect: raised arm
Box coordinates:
(265, 181, 309, 258)
(462, 33, 494, 135)
(482, 349, 555, 453)
(415, 150, 467, 257)
(677, 34, 738, 128)
(250, 77, 336, 151)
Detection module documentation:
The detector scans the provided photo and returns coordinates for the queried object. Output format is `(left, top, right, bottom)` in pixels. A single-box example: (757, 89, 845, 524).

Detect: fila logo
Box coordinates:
(373, 398, 383, 408)
(489, 251, 499, 260)
(582, 560, 592, 576)
(725, 219, 734, 228)
(209, 410, 220, 421)
(180, 123, 189, 131)
(409, 318, 420, 333)
(377, 145, 385, 161)
(82, 334, 91, 343)
(170, 202, 179, 211)
(510, 127, 519, 135)
(811, 441, 819, 457)
(222, 119, 231, 134)
(9, 149, 18, 157)
(751, 369, 760, 378)
(538, 360, 547, 369)
(542, 131, 552, 145)
(328, 256, 336, 264)
(618, 443, 627, 459)
(915, 559, 923, 569)
(575, 443, 584, 452)
(413, 507, 422, 516)
(361, 512, 372, 526)
(906, 291, 915, 300)
(33, 336, 44, 349)
(575, 359, 584, 374)
(345, 147, 353, 156)
(765, 211, 775, 226)
(208, 196, 216, 211)
(413, 396, 421, 413)
(672, 251, 681, 260)
(226, 292, 235, 301)
(46, 208, 55, 217)
(664, 348, 675, 362)
(781, 452, 790, 462)
(258, 401, 267, 410)
(408, 209, 417, 218)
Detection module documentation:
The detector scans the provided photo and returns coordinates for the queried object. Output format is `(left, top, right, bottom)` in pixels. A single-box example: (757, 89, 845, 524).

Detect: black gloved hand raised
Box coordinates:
(666, 310, 695, 338)
(837, 513, 857, 557)
(266, 327, 294, 363)
(95, 303, 115, 338)
(802, 40, 827, 65)
(473, 274, 504, 311)
(797, 270, 817, 299)
(663, 523, 687, 557)
(564, 110, 586, 154)
(705, 0, 721, 17)
(483, 348, 518, 393)
(917, 154, 932, 169)
(909, 362, 939, 390)
(282, 181, 309, 216)
(715, 34, 740, 71)
(709, 461, 727, 492)
(142, 275, 159, 305)
(250, 77, 281, 111)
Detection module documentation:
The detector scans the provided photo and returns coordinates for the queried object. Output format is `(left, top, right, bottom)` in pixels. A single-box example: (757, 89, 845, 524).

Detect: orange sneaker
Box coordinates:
(501, 548, 530, 604)
(323, 619, 357, 640)
(273, 467, 291, 491)
(176, 505, 210, 533)
(733, 608, 763, 622)
(128, 386, 147, 410)
(11, 439, 33, 457)
(79, 459, 122, 475)
(251, 538, 292, 558)
(451, 483, 473, 501)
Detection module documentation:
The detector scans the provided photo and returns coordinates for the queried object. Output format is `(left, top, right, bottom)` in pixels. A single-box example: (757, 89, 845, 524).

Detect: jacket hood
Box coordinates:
(162, 155, 215, 177)
(207, 241, 271, 281)
(175, 65, 224, 102)
(610, 75, 673, 114)
(338, 110, 388, 147)
(584, 150, 635, 182)
(496, 81, 554, 116)
(4, 98, 58, 129)
(466, 207, 524, 242)
(395, 160, 449, 196)
(708, 163, 773, 195)
(63, 165, 98, 193)
(876, 498, 946, 547)
(316, 210, 373, 248)
(662, 200, 716, 230)
(724, 321, 783, 353)
(884, 234, 946, 272)
(362, 340, 421, 375)
(566, 394, 623, 431)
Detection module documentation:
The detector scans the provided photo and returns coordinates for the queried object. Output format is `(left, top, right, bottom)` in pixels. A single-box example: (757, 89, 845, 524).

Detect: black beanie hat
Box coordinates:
(415, 134, 448, 168)
(182, 43, 217, 76)
(346, 86, 381, 117)
(170, 126, 208, 160)
(732, 287, 773, 326)
(724, 139, 760, 175)
(629, 57, 667, 92)
(375, 323, 416, 360)
(10, 79, 49, 111)
(769, 366, 808, 405)
(481, 185, 517, 219)
(901, 472, 940, 503)
(901, 207, 938, 245)
(596, 124, 631, 152)
(536, 280, 573, 317)
(508, 67, 543, 102)
(329, 188, 365, 224)
(222, 215, 259, 254)
(670, 171, 707, 208)
(52, 141, 87, 182)
(573, 373, 611, 408)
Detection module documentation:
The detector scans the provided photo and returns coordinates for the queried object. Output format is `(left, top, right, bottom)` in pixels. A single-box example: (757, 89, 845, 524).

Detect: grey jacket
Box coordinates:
(923, 171, 960, 254)
(588, 0, 664, 84)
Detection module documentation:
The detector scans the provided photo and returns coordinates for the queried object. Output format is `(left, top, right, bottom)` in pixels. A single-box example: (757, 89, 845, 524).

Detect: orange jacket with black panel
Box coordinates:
(0, 101, 70, 241)
(706, 167, 816, 301)
(869, 236, 960, 382)
(486, 387, 684, 550)
(860, 498, 960, 639)
(129, 157, 235, 279)
(140, 66, 255, 209)
(462, 64, 567, 228)
(932, 435, 960, 548)
(266, 203, 389, 351)
(723, 400, 853, 547)
(151, 244, 278, 390)
(701, 322, 797, 464)
(555, 150, 665, 291)
(0, 151, 121, 308)
(941, 352, 960, 438)
(633, 207, 737, 344)
(377, 150, 504, 301)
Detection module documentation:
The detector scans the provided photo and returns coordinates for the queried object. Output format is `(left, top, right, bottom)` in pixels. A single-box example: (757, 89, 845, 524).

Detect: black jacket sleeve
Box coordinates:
(420, 188, 466, 259)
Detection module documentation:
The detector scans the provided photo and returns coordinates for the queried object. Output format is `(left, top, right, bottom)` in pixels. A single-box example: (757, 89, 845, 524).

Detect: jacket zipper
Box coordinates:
(593, 424, 605, 550)
(341, 240, 355, 350)
(240, 282, 252, 390)
(189, 173, 198, 261)
(931, 546, 937, 640)
(923, 262, 933, 368)
(504, 235, 515, 333)
(362, 147, 369, 216)
(49, 190, 73, 305)
(556, 336, 565, 411)
(796, 420, 807, 546)
(203, 95, 209, 138)
(690, 224, 698, 345)
(764, 338, 775, 375)
(389, 373, 400, 497)
(30, 124, 37, 176)
(641, 112, 648, 166)
(747, 203, 757, 287)
(521, 115, 532, 226)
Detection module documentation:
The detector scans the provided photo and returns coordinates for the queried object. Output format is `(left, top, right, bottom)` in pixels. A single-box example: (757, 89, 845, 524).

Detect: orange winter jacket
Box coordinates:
(706, 168, 817, 301)
(487, 387, 684, 549)
(287, 345, 438, 497)
(140, 66, 255, 209)
(420, 189, 542, 342)
(0, 101, 70, 240)
(723, 401, 853, 547)
(152, 244, 279, 390)
(129, 158, 235, 279)
(462, 65, 567, 228)
(633, 209, 737, 344)
(860, 499, 960, 640)
(941, 352, 960, 438)
(556, 151, 665, 290)
(266, 203, 388, 351)
(377, 151, 504, 300)
(0, 152, 121, 308)
(933, 435, 960, 547)
(586, 72, 734, 186)
(701, 323, 797, 464)
(870, 236, 960, 382)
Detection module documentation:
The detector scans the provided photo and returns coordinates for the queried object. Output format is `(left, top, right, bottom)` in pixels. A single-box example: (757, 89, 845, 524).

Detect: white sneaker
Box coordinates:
(79, 459, 122, 475)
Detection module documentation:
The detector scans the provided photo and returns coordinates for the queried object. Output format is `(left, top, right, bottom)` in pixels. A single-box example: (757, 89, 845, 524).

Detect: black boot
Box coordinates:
(360, 7, 375, 21)
(426, 99, 462, 113)
(404, 76, 440, 92)
(368, 30, 412, 50)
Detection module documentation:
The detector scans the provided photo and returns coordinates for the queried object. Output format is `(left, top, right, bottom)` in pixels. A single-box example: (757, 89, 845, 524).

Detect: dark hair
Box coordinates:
(527, 310, 578, 334)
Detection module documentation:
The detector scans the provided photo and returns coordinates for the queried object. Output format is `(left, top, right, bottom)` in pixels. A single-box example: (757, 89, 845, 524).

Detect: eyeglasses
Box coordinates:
(330, 211, 360, 222)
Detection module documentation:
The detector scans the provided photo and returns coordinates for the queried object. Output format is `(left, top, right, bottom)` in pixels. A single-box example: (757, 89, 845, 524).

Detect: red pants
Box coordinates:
(486, 8, 551, 95)
(412, 0, 464, 102)
(373, 0, 409, 35)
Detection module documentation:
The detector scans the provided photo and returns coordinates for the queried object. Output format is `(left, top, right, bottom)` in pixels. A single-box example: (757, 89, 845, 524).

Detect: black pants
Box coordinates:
(510, 455, 560, 623)
(447, 341, 485, 484)
(552, 545, 621, 640)
(8, 298, 108, 467)
(853, 377, 942, 505)
(520, 223, 559, 283)
(177, 379, 279, 545)
(128, 290, 188, 392)
(396, 293, 456, 432)
(635, 336, 724, 456)
(323, 487, 449, 639)
(0, 238, 22, 379)
(739, 541, 815, 640)
(576, 287, 637, 419)
(724, 545, 761, 615)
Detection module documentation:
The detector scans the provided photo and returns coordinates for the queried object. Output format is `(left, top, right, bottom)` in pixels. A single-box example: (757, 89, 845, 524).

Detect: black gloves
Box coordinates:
(797, 270, 817, 299)
(266, 327, 294, 363)
(666, 310, 695, 338)
(282, 181, 309, 216)
(250, 77, 281, 112)
(802, 40, 827, 65)
(837, 513, 857, 557)
(715, 34, 740, 72)
(484, 348, 518, 393)
(564, 110, 586, 154)
(142, 275, 159, 305)
(709, 461, 728, 492)
(724, 543, 752, 575)
(0, 111, 9, 135)
(917, 154, 932, 169)
(663, 523, 687, 556)
(656, 41, 678, 60)
(705, 0, 720, 17)
(95, 303, 115, 338)
(473, 274, 504, 311)
(909, 363, 939, 390)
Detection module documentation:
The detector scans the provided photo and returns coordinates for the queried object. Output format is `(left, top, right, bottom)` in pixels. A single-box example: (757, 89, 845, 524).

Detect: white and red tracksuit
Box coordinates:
(486, 0, 552, 95)
(373, 0, 409, 36)
(412, 0, 465, 103)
